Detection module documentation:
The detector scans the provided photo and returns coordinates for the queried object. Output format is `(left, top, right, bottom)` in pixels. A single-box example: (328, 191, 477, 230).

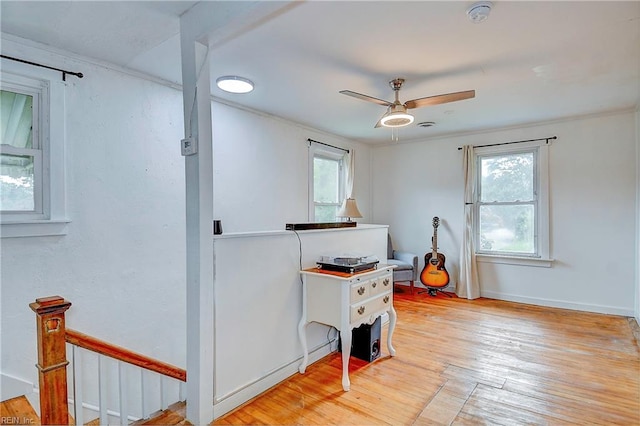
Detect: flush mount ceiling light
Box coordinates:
(380, 105, 415, 128)
(467, 1, 493, 23)
(216, 75, 254, 94)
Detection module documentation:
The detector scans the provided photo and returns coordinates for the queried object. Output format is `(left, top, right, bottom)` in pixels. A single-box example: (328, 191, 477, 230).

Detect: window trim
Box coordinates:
(473, 140, 552, 266)
(308, 144, 345, 222)
(1, 63, 69, 238)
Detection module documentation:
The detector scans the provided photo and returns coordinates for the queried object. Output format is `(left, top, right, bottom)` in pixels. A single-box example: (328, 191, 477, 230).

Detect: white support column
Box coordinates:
(180, 25, 215, 426)
(178, 2, 298, 422)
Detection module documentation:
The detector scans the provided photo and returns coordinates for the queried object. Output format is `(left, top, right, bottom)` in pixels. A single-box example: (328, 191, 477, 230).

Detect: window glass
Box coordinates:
(313, 156, 340, 204)
(480, 152, 534, 202)
(1, 90, 33, 148)
(0, 153, 35, 211)
(479, 204, 535, 254)
(476, 149, 538, 257)
(1, 89, 37, 213)
(314, 204, 338, 222)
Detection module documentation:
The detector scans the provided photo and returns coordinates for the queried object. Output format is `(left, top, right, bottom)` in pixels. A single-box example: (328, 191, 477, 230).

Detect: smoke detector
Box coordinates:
(467, 1, 493, 23)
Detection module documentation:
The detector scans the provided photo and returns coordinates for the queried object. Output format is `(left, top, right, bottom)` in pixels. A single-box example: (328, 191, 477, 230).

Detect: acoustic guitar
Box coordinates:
(419, 217, 450, 288)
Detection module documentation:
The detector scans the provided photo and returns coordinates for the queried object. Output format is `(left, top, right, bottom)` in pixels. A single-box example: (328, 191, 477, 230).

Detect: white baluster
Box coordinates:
(140, 369, 150, 419)
(160, 375, 168, 410)
(118, 362, 129, 425)
(179, 380, 186, 402)
(98, 355, 108, 425)
(72, 346, 84, 426)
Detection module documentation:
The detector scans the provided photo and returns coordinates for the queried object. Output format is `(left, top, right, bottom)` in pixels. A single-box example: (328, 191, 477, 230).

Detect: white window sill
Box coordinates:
(477, 254, 554, 268)
(1, 220, 70, 238)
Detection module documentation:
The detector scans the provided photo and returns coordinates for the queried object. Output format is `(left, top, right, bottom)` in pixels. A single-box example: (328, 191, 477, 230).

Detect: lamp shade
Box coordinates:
(336, 198, 363, 221)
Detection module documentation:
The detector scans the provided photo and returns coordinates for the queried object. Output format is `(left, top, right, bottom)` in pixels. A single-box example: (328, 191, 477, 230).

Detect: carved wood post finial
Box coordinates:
(30, 296, 72, 425)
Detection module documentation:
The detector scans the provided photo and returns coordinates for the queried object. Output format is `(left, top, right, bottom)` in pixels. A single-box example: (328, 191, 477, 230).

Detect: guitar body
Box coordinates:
(420, 217, 451, 289)
(420, 253, 450, 288)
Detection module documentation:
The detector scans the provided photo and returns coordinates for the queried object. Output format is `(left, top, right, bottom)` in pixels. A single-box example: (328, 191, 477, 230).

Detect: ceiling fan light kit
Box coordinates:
(467, 1, 493, 24)
(380, 110, 414, 127)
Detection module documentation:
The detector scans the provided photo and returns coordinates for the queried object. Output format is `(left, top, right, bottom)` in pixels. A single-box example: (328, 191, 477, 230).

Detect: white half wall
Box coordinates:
(373, 111, 637, 316)
(211, 225, 388, 418)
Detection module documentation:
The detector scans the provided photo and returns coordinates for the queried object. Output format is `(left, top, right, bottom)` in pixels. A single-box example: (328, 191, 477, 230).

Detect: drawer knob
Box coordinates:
(383, 295, 390, 304)
(383, 278, 390, 286)
(372, 281, 377, 288)
(357, 306, 365, 315)
(358, 286, 365, 295)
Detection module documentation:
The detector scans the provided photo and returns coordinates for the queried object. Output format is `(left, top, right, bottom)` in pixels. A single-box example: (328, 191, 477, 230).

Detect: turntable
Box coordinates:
(317, 255, 379, 274)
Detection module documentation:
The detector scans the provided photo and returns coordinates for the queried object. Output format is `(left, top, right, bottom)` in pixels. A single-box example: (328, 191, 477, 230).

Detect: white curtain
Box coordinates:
(457, 145, 481, 299)
(344, 149, 355, 198)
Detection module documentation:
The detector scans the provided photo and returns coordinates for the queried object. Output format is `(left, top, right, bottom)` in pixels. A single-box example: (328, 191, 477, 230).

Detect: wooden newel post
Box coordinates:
(30, 296, 72, 425)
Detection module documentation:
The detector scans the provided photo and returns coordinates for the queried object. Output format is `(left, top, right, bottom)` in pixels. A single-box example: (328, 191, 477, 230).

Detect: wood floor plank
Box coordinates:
(0, 396, 40, 425)
(213, 293, 640, 425)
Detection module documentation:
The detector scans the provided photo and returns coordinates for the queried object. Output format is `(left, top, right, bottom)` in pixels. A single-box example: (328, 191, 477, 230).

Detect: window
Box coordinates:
(474, 141, 550, 266)
(1, 85, 42, 217)
(1, 65, 68, 237)
(308, 145, 345, 222)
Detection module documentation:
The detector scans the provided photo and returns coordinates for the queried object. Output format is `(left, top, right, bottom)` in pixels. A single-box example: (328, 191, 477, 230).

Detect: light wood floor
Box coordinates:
(214, 291, 640, 425)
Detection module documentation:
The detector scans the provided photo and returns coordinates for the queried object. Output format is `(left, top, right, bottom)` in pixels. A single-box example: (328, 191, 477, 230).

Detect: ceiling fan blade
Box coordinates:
(404, 90, 475, 109)
(340, 90, 393, 107)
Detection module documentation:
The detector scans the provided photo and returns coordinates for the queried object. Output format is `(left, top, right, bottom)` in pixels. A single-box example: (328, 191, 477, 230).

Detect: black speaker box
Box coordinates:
(339, 316, 381, 362)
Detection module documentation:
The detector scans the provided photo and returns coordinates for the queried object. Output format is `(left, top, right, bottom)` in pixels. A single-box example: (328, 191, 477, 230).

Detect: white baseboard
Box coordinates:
(481, 291, 634, 317)
(212, 340, 334, 420)
(1, 373, 35, 402)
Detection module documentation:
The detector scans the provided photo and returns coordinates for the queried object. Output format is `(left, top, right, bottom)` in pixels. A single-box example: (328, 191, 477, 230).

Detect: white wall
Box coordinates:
(0, 35, 373, 408)
(636, 107, 640, 323)
(1, 37, 188, 404)
(373, 111, 637, 315)
(211, 102, 372, 233)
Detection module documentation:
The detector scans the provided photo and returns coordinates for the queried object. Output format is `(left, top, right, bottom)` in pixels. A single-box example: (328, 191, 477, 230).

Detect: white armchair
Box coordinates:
(387, 234, 419, 294)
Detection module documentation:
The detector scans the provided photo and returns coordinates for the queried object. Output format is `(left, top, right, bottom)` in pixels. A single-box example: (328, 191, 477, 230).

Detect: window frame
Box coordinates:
(1, 62, 69, 238)
(473, 140, 552, 267)
(1, 77, 46, 220)
(308, 144, 345, 222)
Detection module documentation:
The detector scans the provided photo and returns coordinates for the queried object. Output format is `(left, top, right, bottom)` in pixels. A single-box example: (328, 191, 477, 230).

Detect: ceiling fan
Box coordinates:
(339, 78, 475, 128)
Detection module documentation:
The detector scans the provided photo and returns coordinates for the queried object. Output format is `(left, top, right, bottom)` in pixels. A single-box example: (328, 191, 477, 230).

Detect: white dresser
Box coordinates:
(297, 264, 397, 391)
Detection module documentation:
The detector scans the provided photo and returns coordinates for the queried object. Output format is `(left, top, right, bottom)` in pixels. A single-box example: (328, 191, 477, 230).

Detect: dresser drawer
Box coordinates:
(370, 272, 392, 296)
(350, 280, 370, 303)
(350, 291, 393, 323)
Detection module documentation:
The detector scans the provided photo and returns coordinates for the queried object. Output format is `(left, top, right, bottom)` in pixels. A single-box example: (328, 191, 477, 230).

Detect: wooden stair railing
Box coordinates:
(30, 296, 187, 425)
(64, 329, 186, 382)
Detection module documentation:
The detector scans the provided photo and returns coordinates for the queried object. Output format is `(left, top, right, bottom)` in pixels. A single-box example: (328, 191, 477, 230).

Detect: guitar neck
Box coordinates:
(432, 227, 438, 256)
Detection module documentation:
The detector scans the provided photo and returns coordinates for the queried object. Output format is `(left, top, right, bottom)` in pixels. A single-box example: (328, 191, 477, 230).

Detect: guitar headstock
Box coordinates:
(432, 216, 440, 229)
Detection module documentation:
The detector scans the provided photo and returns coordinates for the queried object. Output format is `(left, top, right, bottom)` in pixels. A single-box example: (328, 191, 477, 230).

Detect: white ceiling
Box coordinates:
(2, 1, 639, 145)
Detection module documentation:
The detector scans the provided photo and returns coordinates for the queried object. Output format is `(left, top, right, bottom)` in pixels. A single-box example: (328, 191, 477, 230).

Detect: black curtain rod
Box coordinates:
(457, 136, 557, 150)
(0, 55, 83, 82)
(307, 138, 349, 153)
